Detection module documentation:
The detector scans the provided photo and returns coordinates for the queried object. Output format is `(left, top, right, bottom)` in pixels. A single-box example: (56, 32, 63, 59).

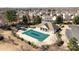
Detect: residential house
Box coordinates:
(42, 15, 54, 23)
(40, 22, 60, 33)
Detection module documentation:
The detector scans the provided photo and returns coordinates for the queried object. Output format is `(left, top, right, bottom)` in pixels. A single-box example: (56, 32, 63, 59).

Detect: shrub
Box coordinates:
(55, 32, 64, 46)
(56, 41, 64, 46)
(41, 45, 49, 51)
(20, 38, 24, 41)
(27, 41, 38, 48)
(61, 25, 64, 28)
(55, 16, 63, 24)
(67, 37, 79, 51)
(5, 10, 17, 22)
(13, 33, 38, 48)
(0, 35, 4, 41)
(72, 16, 79, 24)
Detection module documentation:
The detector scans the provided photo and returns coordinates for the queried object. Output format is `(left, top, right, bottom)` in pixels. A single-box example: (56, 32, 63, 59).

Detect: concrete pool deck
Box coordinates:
(16, 28, 57, 47)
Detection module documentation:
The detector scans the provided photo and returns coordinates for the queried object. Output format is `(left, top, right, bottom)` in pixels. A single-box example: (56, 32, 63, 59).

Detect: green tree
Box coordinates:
(48, 9, 51, 12)
(5, 10, 17, 22)
(32, 15, 42, 24)
(22, 15, 28, 25)
(67, 37, 79, 51)
(72, 16, 79, 24)
(56, 32, 64, 46)
(55, 16, 63, 24)
(41, 45, 49, 51)
(36, 16, 42, 23)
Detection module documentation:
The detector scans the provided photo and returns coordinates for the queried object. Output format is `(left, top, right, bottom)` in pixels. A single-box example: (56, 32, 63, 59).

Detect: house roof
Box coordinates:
(43, 22, 59, 30)
(40, 25, 48, 29)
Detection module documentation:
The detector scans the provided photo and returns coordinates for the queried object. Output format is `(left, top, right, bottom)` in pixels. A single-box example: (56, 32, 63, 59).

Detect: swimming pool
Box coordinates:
(22, 29, 49, 41)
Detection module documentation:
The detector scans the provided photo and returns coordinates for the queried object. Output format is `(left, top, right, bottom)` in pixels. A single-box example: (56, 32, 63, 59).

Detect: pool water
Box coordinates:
(22, 29, 49, 41)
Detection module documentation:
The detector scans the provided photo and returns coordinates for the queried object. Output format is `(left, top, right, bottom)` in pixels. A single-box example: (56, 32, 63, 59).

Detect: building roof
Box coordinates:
(40, 25, 48, 29)
(41, 22, 59, 31)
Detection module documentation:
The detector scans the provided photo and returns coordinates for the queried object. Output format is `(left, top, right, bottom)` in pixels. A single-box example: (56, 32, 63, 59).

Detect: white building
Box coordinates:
(42, 15, 54, 23)
(71, 15, 75, 20)
(16, 10, 27, 20)
(62, 13, 71, 21)
(40, 22, 60, 33)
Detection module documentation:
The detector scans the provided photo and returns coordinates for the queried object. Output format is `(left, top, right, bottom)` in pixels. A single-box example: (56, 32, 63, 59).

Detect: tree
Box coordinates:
(33, 15, 36, 24)
(0, 35, 4, 40)
(33, 15, 42, 24)
(67, 37, 79, 51)
(22, 15, 28, 25)
(52, 9, 56, 11)
(5, 10, 17, 22)
(36, 16, 42, 23)
(48, 9, 51, 12)
(72, 16, 79, 24)
(41, 45, 49, 51)
(55, 16, 63, 24)
(56, 32, 64, 46)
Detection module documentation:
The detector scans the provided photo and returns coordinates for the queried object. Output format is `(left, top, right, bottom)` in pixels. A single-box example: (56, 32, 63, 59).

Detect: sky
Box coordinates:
(0, 0, 79, 7)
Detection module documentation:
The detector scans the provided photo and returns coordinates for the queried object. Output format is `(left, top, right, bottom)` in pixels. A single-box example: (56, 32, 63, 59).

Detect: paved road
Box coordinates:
(66, 25, 79, 41)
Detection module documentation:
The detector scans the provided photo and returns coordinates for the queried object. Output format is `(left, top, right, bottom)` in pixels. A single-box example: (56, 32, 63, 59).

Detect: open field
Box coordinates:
(0, 29, 40, 51)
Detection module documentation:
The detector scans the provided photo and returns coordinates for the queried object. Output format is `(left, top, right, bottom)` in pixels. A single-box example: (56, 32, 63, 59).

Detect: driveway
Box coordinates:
(66, 25, 79, 42)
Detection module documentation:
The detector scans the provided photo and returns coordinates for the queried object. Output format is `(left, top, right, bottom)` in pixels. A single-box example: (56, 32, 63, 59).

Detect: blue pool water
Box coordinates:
(22, 29, 49, 41)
